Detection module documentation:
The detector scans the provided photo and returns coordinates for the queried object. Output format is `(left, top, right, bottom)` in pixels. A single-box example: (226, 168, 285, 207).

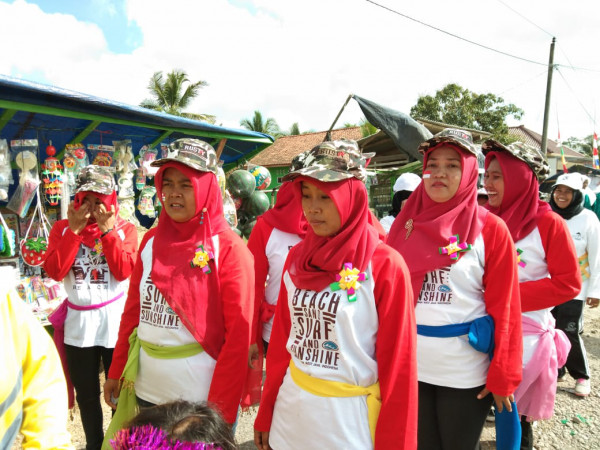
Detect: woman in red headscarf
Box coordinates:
(254, 140, 417, 450)
(44, 165, 138, 450)
(102, 139, 254, 444)
(245, 181, 307, 407)
(387, 129, 522, 450)
(483, 140, 581, 450)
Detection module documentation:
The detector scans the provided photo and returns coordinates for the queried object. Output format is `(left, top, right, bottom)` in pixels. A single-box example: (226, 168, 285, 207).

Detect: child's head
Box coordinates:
(111, 400, 236, 450)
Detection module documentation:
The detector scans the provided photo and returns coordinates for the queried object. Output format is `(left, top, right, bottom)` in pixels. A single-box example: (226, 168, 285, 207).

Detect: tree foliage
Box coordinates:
(140, 69, 215, 123)
(410, 83, 524, 142)
(563, 135, 594, 157)
(289, 122, 301, 135)
(240, 110, 281, 136)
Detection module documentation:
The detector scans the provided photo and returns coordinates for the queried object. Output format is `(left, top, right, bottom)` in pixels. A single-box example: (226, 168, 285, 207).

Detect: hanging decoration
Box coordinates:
(593, 132, 599, 170)
(19, 189, 52, 267)
(41, 141, 64, 206)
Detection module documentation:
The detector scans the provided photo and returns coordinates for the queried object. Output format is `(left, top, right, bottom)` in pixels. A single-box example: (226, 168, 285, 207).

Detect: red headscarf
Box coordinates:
(387, 144, 488, 299)
(152, 162, 230, 359)
(260, 181, 307, 237)
(288, 176, 380, 292)
(73, 191, 121, 248)
(484, 151, 551, 242)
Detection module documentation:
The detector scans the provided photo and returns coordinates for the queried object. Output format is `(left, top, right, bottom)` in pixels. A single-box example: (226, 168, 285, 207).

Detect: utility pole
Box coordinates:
(541, 37, 556, 157)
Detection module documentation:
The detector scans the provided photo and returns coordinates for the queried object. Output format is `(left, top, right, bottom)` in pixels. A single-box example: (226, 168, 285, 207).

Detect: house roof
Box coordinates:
(508, 125, 589, 160)
(249, 127, 363, 167)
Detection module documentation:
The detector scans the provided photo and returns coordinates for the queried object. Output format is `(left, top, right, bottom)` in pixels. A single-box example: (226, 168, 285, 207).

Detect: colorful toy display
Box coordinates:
(40, 141, 64, 206)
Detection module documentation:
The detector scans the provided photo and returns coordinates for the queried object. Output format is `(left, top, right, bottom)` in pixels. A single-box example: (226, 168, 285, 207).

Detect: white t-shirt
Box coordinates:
(515, 227, 552, 366)
(134, 236, 218, 405)
(262, 228, 301, 342)
(63, 228, 128, 348)
(565, 209, 600, 300)
(415, 234, 490, 388)
(269, 266, 377, 450)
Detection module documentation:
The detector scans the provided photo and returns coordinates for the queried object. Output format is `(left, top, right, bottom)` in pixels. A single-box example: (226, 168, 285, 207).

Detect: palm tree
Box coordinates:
(240, 110, 280, 136)
(140, 70, 215, 122)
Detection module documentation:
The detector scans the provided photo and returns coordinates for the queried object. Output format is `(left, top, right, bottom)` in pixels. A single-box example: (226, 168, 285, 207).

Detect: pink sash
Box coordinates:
(48, 292, 124, 408)
(514, 315, 570, 420)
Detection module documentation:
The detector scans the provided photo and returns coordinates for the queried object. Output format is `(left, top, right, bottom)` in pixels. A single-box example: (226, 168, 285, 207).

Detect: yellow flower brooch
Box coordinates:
(330, 262, 368, 302)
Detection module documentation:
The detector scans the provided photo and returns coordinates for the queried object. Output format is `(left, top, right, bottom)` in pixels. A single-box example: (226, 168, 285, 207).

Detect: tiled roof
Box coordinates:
(249, 127, 363, 167)
(508, 125, 588, 159)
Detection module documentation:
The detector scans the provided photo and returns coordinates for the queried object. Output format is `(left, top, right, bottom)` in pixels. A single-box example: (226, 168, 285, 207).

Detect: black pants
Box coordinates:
(65, 344, 113, 450)
(520, 416, 534, 450)
(418, 381, 492, 450)
(552, 299, 589, 380)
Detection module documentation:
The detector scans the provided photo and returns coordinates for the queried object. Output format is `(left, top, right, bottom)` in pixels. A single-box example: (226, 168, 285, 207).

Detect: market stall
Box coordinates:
(0, 75, 274, 323)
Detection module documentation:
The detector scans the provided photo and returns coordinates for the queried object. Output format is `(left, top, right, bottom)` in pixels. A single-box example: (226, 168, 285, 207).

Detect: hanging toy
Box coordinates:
(135, 168, 146, 190)
(41, 141, 64, 206)
(19, 189, 51, 266)
(137, 186, 157, 217)
(63, 143, 89, 193)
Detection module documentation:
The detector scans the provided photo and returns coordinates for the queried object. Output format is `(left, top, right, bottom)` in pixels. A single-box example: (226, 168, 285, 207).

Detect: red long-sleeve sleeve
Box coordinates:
(255, 244, 419, 450)
(481, 214, 523, 396)
(371, 244, 418, 450)
(43, 220, 83, 282)
(43, 220, 137, 283)
(100, 224, 138, 281)
(107, 230, 152, 380)
(520, 211, 581, 312)
(254, 254, 293, 432)
(206, 229, 255, 423)
(246, 218, 273, 343)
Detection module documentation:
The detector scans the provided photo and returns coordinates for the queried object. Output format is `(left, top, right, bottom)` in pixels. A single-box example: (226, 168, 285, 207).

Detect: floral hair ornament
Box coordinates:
(439, 234, 471, 261)
(191, 244, 214, 273)
(330, 262, 368, 302)
(516, 248, 527, 268)
(110, 424, 222, 450)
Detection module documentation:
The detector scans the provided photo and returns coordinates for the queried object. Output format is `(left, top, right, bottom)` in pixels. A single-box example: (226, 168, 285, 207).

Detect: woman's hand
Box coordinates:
(586, 297, 599, 308)
(248, 343, 260, 368)
(477, 387, 514, 413)
(104, 378, 121, 410)
(254, 430, 271, 450)
(94, 203, 116, 234)
(67, 201, 91, 235)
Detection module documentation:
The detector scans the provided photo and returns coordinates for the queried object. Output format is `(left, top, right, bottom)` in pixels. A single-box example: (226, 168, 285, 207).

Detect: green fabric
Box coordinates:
(101, 328, 203, 449)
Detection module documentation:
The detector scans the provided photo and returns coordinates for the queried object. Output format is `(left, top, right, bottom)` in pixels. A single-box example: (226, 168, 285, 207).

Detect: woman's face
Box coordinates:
(301, 181, 341, 237)
(423, 146, 462, 203)
(161, 167, 196, 223)
(484, 158, 505, 208)
(553, 185, 574, 209)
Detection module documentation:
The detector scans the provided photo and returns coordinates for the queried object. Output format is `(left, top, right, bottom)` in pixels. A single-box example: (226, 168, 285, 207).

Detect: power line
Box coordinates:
(556, 67, 597, 128)
(494, 0, 554, 38)
(365, 0, 547, 66)
(498, 69, 548, 96)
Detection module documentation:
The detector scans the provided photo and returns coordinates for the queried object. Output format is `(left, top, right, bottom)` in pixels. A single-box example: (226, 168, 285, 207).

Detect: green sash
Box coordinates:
(101, 328, 203, 449)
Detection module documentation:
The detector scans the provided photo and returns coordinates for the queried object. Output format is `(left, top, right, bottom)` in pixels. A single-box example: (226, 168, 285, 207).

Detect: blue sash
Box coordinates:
(417, 315, 520, 450)
(417, 315, 494, 356)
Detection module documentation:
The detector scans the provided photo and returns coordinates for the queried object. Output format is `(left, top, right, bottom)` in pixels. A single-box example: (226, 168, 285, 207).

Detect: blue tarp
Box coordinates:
(0, 75, 274, 168)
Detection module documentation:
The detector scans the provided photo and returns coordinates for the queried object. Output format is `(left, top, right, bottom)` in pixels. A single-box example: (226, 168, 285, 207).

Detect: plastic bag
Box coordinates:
(63, 143, 89, 193)
(0, 139, 12, 201)
(8, 140, 40, 218)
(87, 144, 115, 170)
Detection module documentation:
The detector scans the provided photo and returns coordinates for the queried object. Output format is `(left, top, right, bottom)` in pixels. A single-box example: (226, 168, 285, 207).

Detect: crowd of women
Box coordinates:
(11, 128, 599, 450)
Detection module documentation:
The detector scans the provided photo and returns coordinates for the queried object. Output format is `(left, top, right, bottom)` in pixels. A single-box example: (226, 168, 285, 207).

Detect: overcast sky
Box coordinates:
(1, 0, 599, 141)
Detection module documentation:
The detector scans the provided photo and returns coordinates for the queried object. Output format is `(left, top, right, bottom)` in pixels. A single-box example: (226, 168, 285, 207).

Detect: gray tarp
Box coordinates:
(352, 94, 432, 161)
